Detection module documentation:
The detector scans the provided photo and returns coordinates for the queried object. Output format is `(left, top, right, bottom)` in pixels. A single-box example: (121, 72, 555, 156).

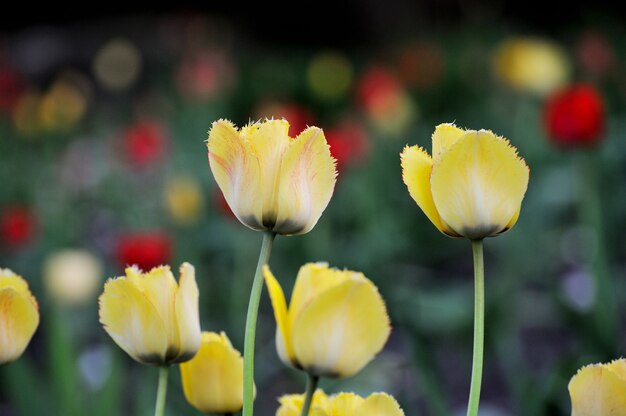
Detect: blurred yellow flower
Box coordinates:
(207, 119, 337, 235)
(99, 263, 201, 365)
(401, 123, 529, 240)
(569, 359, 626, 416)
(493, 37, 570, 95)
(180, 331, 249, 414)
(276, 390, 405, 416)
(43, 249, 102, 306)
(164, 174, 204, 225)
(0, 269, 39, 364)
(263, 263, 390, 378)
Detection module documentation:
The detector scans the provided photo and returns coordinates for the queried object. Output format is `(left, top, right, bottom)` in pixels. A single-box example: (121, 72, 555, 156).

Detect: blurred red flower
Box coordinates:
(357, 67, 402, 115)
(0, 67, 24, 113)
(122, 120, 168, 167)
(116, 232, 172, 271)
(0, 205, 35, 247)
(544, 85, 605, 147)
(325, 119, 369, 172)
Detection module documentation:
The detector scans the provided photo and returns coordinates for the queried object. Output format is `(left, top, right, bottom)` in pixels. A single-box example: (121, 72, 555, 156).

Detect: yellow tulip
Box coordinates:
(569, 359, 626, 416)
(401, 123, 529, 240)
(164, 174, 203, 226)
(0, 269, 39, 364)
(493, 37, 570, 95)
(180, 331, 249, 414)
(99, 263, 201, 365)
(263, 263, 390, 378)
(276, 390, 405, 416)
(207, 118, 337, 235)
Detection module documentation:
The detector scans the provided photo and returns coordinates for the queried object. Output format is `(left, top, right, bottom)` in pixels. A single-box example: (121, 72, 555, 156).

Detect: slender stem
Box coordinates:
(300, 374, 319, 416)
(243, 231, 276, 416)
(154, 366, 169, 416)
(467, 239, 485, 416)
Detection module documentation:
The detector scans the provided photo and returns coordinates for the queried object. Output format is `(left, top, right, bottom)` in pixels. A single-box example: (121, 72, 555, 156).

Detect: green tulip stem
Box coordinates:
(300, 374, 319, 416)
(467, 239, 485, 416)
(154, 366, 169, 416)
(243, 231, 276, 416)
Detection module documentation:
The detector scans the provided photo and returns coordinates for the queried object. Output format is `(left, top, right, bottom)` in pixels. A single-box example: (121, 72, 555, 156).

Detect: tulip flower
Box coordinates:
(569, 359, 626, 416)
(544, 84, 605, 147)
(207, 118, 336, 236)
(0, 268, 39, 364)
(99, 263, 200, 416)
(276, 390, 405, 416)
(99, 263, 200, 365)
(264, 262, 390, 378)
(180, 331, 249, 414)
(207, 117, 337, 416)
(401, 123, 529, 240)
(401, 123, 529, 416)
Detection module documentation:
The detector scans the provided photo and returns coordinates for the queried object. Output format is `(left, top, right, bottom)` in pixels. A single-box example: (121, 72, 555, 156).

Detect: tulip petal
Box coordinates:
(357, 393, 405, 416)
(274, 126, 337, 235)
(180, 332, 245, 414)
(292, 276, 390, 378)
(430, 130, 529, 239)
(431, 123, 466, 161)
(173, 263, 201, 362)
(326, 393, 364, 414)
(569, 360, 626, 416)
(400, 145, 454, 235)
(208, 119, 264, 230)
(263, 265, 296, 367)
(128, 266, 179, 355)
(277, 390, 328, 416)
(243, 119, 292, 227)
(99, 277, 168, 364)
(288, 263, 350, 323)
(0, 287, 39, 364)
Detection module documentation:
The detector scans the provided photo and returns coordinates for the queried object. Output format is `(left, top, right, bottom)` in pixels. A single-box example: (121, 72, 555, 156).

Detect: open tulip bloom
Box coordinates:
(401, 123, 529, 416)
(99, 263, 201, 416)
(264, 262, 390, 415)
(0, 268, 39, 365)
(207, 118, 337, 416)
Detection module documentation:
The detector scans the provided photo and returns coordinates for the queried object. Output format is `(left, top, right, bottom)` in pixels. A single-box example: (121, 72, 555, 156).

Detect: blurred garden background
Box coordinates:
(1, 2, 626, 415)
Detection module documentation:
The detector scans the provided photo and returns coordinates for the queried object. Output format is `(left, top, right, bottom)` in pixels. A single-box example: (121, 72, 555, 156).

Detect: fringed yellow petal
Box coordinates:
(569, 360, 626, 416)
(291, 275, 390, 378)
(131, 266, 179, 350)
(276, 390, 328, 416)
(0, 284, 39, 364)
(263, 265, 296, 367)
(274, 126, 337, 235)
(180, 331, 246, 414)
(400, 145, 454, 235)
(207, 119, 264, 231)
(245, 119, 291, 226)
(325, 393, 364, 415)
(288, 263, 351, 324)
(357, 393, 405, 416)
(99, 277, 168, 364)
(173, 263, 201, 363)
(432, 123, 466, 161)
(430, 130, 529, 239)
